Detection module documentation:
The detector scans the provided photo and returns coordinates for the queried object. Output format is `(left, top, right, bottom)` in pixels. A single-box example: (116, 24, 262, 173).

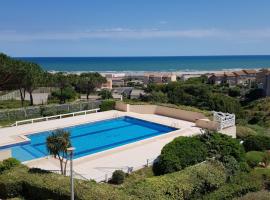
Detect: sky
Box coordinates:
(1, 0, 270, 57)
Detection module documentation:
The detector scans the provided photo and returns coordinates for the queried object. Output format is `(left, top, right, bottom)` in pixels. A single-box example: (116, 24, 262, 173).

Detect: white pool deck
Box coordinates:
(0, 110, 201, 181)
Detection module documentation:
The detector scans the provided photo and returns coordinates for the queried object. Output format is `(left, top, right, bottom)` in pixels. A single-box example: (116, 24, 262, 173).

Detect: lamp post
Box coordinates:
(67, 147, 75, 200)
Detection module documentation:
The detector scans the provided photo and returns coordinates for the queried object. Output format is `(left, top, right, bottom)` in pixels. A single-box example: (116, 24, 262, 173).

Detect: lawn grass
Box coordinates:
(0, 119, 16, 127)
(0, 100, 30, 109)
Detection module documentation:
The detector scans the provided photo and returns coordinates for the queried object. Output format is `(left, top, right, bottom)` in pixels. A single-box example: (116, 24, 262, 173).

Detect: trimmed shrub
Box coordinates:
(243, 135, 270, 152)
(236, 190, 270, 200)
(0, 165, 128, 200)
(199, 132, 246, 162)
(220, 156, 240, 179)
(0, 158, 20, 173)
(99, 100, 115, 111)
(246, 151, 270, 168)
(110, 170, 126, 185)
(202, 172, 262, 200)
(98, 89, 113, 100)
(236, 125, 256, 139)
(153, 136, 208, 175)
(239, 162, 251, 173)
(126, 160, 227, 200)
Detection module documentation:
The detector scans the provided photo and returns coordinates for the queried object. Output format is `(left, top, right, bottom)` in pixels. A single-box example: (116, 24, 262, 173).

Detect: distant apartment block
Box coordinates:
(100, 79, 113, 90)
(256, 68, 270, 96)
(208, 69, 257, 86)
(143, 73, 177, 84)
(102, 73, 125, 87)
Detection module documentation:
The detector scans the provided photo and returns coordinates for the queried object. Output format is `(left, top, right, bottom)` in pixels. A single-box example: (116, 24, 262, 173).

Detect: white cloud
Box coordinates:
(0, 28, 270, 42)
(159, 20, 168, 25)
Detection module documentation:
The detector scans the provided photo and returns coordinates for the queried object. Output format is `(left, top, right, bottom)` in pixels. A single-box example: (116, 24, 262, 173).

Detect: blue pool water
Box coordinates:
(2, 117, 176, 162)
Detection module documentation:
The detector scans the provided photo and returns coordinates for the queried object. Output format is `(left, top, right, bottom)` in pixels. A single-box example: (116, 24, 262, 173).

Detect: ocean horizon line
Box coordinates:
(14, 54, 270, 59)
(16, 55, 270, 72)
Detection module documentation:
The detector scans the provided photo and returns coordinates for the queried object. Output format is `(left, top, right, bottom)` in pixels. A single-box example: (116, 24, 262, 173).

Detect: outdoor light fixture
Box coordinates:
(67, 147, 75, 200)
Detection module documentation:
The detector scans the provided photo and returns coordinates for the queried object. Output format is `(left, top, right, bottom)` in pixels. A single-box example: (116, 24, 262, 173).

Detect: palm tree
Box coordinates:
(46, 129, 71, 175)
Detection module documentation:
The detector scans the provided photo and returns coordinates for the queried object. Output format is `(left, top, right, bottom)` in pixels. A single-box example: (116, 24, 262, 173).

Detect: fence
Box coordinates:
(12, 108, 100, 126)
(93, 157, 157, 183)
(0, 100, 101, 122)
(47, 157, 157, 182)
(0, 90, 20, 101)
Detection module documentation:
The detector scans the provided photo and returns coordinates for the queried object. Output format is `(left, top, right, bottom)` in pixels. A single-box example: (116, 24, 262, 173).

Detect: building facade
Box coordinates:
(143, 73, 177, 84)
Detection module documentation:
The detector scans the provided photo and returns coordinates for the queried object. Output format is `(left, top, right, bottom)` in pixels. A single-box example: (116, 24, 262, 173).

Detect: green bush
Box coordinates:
(0, 158, 20, 173)
(228, 87, 241, 97)
(0, 165, 128, 200)
(110, 170, 126, 185)
(202, 172, 262, 200)
(239, 162, 251, 173)
(148, 91, 168, 103)
(208, 93, 242, 117)
(236, 190, 270, 200)
(220, 156, 240, 179)
(153, 136, 208, 175)
(98, 89, 113, 100)
(51, 87, 77, 104)
(99, 100, 115, 111)
(246, 151, 269, 168)
(236, 125, 256, 139)
(126, 160, 226, 200)
(199, 132, 246, 162)
(243, 135, 270, 152)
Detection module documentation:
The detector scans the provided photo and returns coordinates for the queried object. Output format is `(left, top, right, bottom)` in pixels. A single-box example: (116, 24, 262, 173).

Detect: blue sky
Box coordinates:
(1, 0, 270, 56)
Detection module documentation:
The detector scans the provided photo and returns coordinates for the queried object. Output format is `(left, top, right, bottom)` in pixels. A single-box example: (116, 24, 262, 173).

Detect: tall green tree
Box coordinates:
(98, 89, 113, 99)
(0, 53, 18, 88)
(23, 63, 44, 105)
(52, 72, 71, 103)
(78, 73, 106, 99)
(46, 129, 71, 175)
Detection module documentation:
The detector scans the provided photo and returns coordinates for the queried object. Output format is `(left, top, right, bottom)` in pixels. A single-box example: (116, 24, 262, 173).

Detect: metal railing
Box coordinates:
(12, 108, 100, 127)
(94, 157, 157, 183)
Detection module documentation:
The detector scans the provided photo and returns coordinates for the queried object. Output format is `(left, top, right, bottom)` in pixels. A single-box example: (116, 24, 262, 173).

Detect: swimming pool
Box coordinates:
(2, 116, 176, 162)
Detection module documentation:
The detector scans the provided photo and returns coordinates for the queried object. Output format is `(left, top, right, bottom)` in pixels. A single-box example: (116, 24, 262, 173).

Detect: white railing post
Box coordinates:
(11, 108, 100, 127)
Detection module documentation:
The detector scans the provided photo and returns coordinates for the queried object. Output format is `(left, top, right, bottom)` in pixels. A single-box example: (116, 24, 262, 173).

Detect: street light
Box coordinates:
(67, 147, 75, 200)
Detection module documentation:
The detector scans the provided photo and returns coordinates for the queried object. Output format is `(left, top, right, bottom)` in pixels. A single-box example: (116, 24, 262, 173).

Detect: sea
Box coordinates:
(18, 55, 270, 73)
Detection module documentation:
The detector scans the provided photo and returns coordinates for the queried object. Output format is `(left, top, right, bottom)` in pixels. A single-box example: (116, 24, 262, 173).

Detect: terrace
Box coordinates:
(0, 103, 235, 181)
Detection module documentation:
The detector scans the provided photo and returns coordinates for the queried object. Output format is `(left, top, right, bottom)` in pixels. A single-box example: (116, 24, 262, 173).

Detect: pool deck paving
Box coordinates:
(0, 110, 201, 181)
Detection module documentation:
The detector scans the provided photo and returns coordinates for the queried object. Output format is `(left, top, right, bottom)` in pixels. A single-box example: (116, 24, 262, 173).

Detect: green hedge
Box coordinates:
(200, 132, 246, 162)
(99, 100, 115, 111)
(0, 161, 226, 200)
(0, 166, 128, 200)
(0, 158, 20, 174)
(110, 170, 126, 185)
(236, 190, 270, 200)
(125, 160, 227, 200)
(246, 151, 269, 168)
(153, 136, 208, 175)
(202, 173, 262, 200)
(243, 135, 270, 152)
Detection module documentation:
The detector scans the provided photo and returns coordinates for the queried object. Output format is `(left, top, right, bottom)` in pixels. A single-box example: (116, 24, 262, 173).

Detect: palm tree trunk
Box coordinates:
(64, 159, 68, 176)
(58, 155, 64, 175)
